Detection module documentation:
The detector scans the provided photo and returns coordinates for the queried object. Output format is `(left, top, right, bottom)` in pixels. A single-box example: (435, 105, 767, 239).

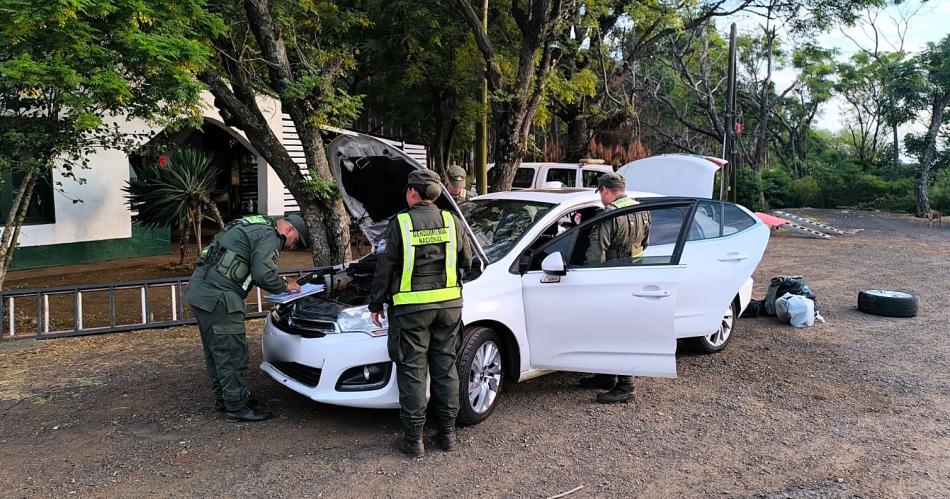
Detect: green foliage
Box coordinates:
(736, 166, 763, 211)
(123, 149, 221, 229)
(0, 0, 220, 177)
(300, 174, 339, 203)
(761, 168, 795, 208)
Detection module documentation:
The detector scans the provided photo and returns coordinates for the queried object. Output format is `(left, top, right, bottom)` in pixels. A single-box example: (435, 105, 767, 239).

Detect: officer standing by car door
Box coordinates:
(186, 214, 308, 422)
(577, 173, 651, 404)
(369, 170, 473, 457)
(445, 164, 469, 205)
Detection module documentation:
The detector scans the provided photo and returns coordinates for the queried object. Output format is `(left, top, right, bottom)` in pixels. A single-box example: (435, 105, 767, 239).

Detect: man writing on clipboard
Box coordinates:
(186, 214, 308, 422)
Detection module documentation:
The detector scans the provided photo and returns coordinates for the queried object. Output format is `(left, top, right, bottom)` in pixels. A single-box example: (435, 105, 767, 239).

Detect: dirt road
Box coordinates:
(1, 209, 948, 497)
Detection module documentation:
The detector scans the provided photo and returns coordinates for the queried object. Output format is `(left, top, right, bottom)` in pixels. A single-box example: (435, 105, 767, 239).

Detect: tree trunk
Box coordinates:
(915, 94, 950, 216)
(0, 167, 37, 289)
(566, 115, 589, 161)
(178, 215, 190, 266)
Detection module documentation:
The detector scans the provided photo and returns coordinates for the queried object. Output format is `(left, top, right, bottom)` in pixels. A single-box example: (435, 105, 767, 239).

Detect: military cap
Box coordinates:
(285, 214, 310, 249)
(597, 172, 626, 191)
(407, 169, 442, 200)
(446, 164, 467, 188)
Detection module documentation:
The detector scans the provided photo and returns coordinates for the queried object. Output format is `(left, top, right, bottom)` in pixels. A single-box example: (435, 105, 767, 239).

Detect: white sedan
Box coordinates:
(260, 133, 769, 425)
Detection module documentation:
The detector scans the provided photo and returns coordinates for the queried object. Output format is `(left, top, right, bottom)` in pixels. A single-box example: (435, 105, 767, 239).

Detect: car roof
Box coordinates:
(487, 162, 614, 172)
(472, 188, 664, 205)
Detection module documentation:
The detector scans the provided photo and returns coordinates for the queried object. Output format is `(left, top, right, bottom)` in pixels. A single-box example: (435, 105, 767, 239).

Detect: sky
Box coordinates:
(719, 0, 948, 133)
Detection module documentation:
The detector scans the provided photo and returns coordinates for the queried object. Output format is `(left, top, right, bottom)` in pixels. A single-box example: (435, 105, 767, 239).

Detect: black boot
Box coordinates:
(578, 374, 617, 390)
(435, 428, 457, 452)
(215, 397, 260, 413)
(225, 405, 274, 422)
(398, 431, 425, 457)
(596, 380, 635, 404)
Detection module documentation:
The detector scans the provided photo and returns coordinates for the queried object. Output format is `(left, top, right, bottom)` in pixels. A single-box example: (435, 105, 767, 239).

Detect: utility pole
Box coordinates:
(723, 23, 738, 202)
(474, 0, 489, 194)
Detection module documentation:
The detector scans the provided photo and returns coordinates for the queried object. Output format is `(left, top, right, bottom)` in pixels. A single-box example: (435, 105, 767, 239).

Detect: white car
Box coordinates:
(487, 161, 613, 190)
(261, 133, 769, 425)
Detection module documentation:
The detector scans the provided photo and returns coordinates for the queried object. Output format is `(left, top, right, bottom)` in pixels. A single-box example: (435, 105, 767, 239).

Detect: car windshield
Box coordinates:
(461, 199, 555, 263)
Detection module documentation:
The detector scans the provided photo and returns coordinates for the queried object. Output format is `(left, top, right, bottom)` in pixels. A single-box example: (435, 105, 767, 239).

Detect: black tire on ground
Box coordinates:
(456, 326, 504, 426)
(688, 301, 738, 354)
(857, 290, 918, 318)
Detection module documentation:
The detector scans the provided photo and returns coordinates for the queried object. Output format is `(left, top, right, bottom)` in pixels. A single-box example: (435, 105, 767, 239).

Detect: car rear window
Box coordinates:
(513, 167, 536, 188)
(723, 203, 756, 235)
(582, 170, 606, 187)
(545, 168, 576, 187)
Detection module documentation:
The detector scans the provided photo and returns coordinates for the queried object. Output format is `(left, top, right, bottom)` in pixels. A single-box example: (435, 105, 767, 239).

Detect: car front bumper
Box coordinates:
(260, 314, 400, 409)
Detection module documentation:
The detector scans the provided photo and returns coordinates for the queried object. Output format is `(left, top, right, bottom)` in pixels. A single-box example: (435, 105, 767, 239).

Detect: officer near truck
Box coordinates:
(577, 172, 651, 404)
(368, 169, 473, 457)
(186, 214, 309, 422)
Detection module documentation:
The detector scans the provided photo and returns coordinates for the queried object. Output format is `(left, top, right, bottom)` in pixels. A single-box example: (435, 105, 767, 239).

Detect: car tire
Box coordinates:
(456, 326, 504, 426)
(690, 301, 737, 354)
(857, 290, 918, 318)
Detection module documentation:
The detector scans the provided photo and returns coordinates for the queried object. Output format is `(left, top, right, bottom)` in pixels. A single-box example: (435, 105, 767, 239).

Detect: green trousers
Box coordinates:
(388, 307, 463, 434)
(191, 298, 250, 412)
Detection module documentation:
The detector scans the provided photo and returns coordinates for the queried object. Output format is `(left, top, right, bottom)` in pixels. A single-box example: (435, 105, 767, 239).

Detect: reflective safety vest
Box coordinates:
(393, 210, 461, 306)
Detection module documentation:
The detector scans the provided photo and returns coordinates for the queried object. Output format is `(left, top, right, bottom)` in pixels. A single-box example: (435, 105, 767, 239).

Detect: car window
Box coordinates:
(528, 204, 688, 271)
(487, 166, 536, 190)
(581, 170, 606, 188)
(513, 167, 536, 189)
(688, 200, 723, 240)
(723, 203, 756, 235)
(545, 168, 577, 187)
(461, 199, 554, 263)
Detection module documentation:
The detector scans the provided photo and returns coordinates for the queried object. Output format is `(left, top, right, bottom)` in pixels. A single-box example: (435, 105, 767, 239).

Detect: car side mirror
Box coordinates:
(541, 252, 566, 276)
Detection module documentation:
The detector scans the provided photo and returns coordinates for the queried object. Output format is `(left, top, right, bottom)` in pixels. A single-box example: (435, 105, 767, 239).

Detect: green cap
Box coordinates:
(285, 214, 310, 249)
(446, 164, 466, 188)
(597, 172, 626, 191)
(407, 169, 442, 200)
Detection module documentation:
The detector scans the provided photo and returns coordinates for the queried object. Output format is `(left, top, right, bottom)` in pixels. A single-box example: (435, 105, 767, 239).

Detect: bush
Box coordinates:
(791, 176, 820, 207)
(736, 166, 763, 211)
(761, 169, 795, 208)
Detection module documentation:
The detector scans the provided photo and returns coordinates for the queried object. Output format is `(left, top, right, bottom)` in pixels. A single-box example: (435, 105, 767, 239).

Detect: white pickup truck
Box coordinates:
(487, 161, 613, 190)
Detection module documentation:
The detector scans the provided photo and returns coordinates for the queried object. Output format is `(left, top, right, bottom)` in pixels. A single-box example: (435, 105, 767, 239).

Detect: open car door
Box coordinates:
(520, 200, 696, 377)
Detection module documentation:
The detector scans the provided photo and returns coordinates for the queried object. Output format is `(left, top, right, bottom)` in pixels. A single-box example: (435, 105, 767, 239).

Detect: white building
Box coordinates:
(6, 94, 426, 270)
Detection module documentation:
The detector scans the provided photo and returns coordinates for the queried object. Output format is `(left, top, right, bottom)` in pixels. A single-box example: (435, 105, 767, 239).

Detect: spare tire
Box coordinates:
(857, 290, 918, 318)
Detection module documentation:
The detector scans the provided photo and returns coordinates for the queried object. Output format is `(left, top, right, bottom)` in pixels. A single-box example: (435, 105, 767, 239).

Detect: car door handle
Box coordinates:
(717, 252, 749, 262)
(633, 290, 671, 298)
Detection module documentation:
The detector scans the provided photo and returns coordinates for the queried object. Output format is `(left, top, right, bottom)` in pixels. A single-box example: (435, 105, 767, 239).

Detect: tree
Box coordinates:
(350, 0, 482, 174)
(903, 35, 950, 216)
(198, 0, 366, 264)
(0, 0, 219, 287)
(449, 0, 568, 192)
(123, 150, 226, 266)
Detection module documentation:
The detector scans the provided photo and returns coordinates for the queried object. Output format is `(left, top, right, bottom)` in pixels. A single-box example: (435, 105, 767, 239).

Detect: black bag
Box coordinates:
(764, 276, 816, 316)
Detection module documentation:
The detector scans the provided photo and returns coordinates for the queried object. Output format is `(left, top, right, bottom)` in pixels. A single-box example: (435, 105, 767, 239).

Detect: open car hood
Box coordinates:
(327, 133, 488, 266)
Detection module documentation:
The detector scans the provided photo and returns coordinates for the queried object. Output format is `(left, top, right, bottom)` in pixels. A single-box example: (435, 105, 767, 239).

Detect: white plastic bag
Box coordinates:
(775, 292, 817, 328)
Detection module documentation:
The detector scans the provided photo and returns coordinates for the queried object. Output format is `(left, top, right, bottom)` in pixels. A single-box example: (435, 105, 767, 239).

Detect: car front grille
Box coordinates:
(282, 315, 336, 338)
(271, 361, 323, 388)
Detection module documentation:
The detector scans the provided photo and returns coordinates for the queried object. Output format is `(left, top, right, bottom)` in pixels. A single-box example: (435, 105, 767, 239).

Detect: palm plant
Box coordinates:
(123, 149, 225, 265)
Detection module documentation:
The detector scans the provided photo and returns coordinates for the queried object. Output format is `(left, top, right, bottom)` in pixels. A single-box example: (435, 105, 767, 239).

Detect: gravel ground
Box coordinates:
(0, 208, 947, 498)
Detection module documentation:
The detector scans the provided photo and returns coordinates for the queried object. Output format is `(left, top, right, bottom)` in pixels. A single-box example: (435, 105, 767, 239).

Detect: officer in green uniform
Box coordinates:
(186, 214, 309, 422)
(578, 173, 651, 404)
(369, 169, 473, 457)
(445, 164, 469, 205)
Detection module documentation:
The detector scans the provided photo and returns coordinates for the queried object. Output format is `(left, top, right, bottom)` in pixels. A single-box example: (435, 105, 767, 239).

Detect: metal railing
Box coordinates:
(0, 268, 317, 340)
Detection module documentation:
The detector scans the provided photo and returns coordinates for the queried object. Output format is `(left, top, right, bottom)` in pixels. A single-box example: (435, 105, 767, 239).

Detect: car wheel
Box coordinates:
(456, 326, 504, 426)
(690, 301, 737, 353)
(857, 289, 918, 318)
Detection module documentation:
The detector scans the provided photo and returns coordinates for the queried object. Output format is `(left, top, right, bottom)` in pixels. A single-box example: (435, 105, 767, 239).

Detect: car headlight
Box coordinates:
(337, 305, 388, 337)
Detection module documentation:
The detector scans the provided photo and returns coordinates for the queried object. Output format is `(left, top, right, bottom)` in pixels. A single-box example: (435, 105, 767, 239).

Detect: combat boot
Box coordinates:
(435, 428, 457, 452)
(398, 431, 425, 458)
(225, 406, 274, 422)
(595, 383, 635, 404)
(578, 374, 617, 390)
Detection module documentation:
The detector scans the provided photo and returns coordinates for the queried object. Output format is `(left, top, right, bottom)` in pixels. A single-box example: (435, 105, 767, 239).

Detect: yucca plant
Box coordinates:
(123, 149, 225, 265)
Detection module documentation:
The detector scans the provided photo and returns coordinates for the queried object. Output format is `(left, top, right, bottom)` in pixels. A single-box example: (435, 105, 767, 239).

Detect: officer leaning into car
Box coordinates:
(186, 214, 308, 422)
(445, 164, 469, 205)
(577, 173, 651, 404)
(369, 169, 473, 457)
